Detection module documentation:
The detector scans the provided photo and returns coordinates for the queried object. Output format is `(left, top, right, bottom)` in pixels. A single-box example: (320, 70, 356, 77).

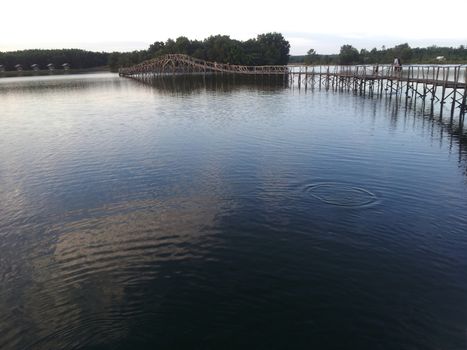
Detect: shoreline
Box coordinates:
(0, 66, 110, 78)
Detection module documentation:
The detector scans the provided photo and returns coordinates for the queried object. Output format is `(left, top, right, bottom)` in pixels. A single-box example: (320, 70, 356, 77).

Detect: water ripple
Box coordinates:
(303, 182, 378, 208)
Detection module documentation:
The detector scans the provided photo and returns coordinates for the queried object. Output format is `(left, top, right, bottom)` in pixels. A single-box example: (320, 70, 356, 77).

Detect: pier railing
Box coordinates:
(290, 64, 466, 86)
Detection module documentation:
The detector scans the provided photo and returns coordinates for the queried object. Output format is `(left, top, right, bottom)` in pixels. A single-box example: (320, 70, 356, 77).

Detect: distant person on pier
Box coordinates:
(393, 57, 402, 72)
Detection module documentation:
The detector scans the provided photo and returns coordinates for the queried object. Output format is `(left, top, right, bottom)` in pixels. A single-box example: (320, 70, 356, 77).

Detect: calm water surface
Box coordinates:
(1, 73, 467, 349)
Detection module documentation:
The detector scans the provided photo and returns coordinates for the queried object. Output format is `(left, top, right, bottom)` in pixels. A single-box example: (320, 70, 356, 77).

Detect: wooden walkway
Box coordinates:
(119, 55, 467, 124)
(290, 65, 467, 123)
(119, 54, 288, 76)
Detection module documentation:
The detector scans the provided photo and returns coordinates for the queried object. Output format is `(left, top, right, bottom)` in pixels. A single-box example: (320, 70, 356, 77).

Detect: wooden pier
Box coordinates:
(290, 65, 466, 123)
(119, 55, 467, 126)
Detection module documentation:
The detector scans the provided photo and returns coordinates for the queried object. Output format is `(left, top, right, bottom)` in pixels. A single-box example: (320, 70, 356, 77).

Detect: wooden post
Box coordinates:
(451, 66, 460, 119)
(380, 66, 384, 96)
(439, 67, 448, 118)
(405, 66, 411, 98)
(430, 66, 440, 116)
(460, 66, 467, 125)
(311, 66, 315, 90)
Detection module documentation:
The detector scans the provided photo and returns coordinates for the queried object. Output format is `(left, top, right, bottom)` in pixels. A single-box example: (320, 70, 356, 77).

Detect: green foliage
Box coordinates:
(289, 55, 306, 64)
(5, 39, 466, 73)
(107, 50, 151, 71)
(200, 35, 245, 64)
(107, 33, 290, 70)
(359, 49, 370, 64)
(148, 41, 164, 56)
(292, 43, 467, 65)
(304, 48, 317, 64)
(393, 43, 412, 62)
(256, 33, 290, 65)
(339, 45, 360, 64)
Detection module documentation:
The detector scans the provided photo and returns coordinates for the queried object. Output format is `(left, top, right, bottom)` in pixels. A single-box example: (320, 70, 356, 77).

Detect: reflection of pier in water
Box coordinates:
(129, 72, 467, 176)
(384, 95, 467, 177)
(131, 74, 286, 95)
(295, 75, 467, 175)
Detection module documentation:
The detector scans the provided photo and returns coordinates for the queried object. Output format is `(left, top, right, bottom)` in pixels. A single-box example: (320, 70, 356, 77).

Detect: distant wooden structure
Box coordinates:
(31, 64, 40, 71)
(47, 63, 55, 71)
(14, 64, 23, 71)
(119, 54, 288, 77)
(119, 55, 466, 126)
(62, 63, 70, 70)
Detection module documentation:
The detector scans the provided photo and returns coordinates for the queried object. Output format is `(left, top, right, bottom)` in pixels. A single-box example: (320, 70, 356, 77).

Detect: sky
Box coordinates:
(1, 0, 466, 55)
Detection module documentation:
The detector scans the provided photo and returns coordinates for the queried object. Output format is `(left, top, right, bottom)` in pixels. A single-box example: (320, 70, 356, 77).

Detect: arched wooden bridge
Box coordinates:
(119, 54, 288, 77)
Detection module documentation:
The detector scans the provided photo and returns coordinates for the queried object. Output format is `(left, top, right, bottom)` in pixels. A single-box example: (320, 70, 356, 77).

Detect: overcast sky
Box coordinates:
(1, 0, 466, 55)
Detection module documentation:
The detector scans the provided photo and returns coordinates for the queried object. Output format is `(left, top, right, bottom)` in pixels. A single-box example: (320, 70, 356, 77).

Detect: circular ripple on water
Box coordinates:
(304, 182, 378, 208)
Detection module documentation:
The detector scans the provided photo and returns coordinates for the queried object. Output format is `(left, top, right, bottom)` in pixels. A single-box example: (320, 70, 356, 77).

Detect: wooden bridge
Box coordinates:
(118, 54, 288, 76)
(119, 54, 467, 125)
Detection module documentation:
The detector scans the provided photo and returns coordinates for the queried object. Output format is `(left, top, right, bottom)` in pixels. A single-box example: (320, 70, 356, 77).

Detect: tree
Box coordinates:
(339, 45, 360, 64)
(148, 41, 164, 56)
(393, 43, 412, 62)
(256, 32, 290, 65)
(203, 35, 242, 63)
(359, 49, 370, 63)
(304, 48, 317, 64)
(174, 36, 191, 54)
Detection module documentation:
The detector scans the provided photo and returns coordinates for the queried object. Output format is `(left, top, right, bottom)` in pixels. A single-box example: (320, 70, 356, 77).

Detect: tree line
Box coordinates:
(108, 33, 290, 70)
(292, 43, 467, 65)
(0, 49, 109, 71)
(0, 33, 290, 72)
(2, 40, 467, 72)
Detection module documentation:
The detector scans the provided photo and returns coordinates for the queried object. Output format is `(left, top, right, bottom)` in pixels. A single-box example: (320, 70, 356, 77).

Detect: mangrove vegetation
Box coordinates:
(1, 37, 466, 73)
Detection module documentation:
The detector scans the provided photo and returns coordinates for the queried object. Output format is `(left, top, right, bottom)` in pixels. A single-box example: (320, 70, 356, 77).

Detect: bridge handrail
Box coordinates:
(288, 64, 467, 83)
(119, 54, 289, 75)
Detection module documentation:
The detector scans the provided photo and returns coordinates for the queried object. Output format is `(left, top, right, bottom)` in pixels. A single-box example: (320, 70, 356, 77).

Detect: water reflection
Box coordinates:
(130, 74, 288, 95)
(0, 73, 120, 96)
(1, 74, 467, 349)
(0, 197, 225, 349)
(398, 90, 467, 176)
(289, 77, 467, 176)
(132, 75, 467, 172)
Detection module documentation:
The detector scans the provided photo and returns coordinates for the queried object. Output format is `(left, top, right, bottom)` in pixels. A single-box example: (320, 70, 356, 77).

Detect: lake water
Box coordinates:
(1, 73, 467, 349)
